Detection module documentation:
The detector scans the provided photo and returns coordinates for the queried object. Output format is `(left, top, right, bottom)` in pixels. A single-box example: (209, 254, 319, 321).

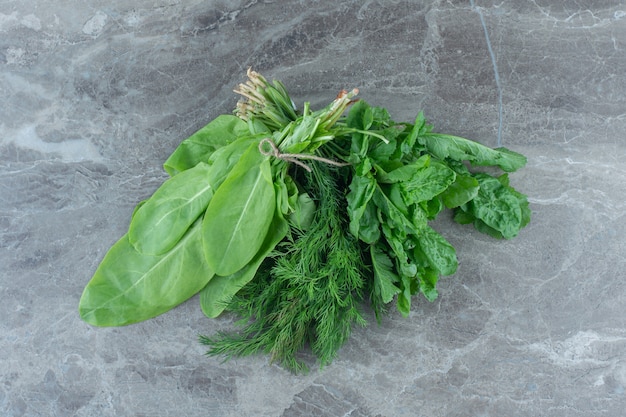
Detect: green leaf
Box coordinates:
(346, 174, 377, 239)
(396, 274, 413, 317)
(79, 220, 214, 326)
(163, 115, 248, 176)
(467, 174, 525, 239)
(347, 100, 373, 158)
(202, 144, 276, 276)
(129, 162, 213, 255)
(398, 159, 456, 205)
(420, 133, 527, 172)
(199, 212, 288, 318)
(206, 135, 263, 189)
(418, 267, 439, 302)
(414, 226, 458, 276)
(280, 113, 319, 153)
(419, 197, 444, 220)
(357, 202, 381, 244)
(347, 99, 374, 131)
(401, 112, 427, 155)
(441, 174, 480, 208)
(376, 154, 431, 184)
(381, 223, 417, 278)
(367, 134, 398, 164)
(371, 106, 391, 126)
(370, 245, 401, 304)
(288, 193, 316, 230)
(453, 209, 475, 225)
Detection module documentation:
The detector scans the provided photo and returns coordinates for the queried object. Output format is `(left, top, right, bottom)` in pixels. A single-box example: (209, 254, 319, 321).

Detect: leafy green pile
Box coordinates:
(79, 69, 530, 372)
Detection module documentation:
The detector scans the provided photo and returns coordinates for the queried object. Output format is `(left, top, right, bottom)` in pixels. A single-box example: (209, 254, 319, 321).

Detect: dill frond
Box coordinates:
(201, 163, 369, 373)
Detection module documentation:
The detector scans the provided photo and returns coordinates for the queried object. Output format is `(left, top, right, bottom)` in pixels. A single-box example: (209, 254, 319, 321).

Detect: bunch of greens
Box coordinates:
(79, 69, 530, 372)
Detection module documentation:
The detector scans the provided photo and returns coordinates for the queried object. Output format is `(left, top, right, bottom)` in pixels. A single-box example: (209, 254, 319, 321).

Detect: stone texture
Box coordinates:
(1, 1, 625, 416)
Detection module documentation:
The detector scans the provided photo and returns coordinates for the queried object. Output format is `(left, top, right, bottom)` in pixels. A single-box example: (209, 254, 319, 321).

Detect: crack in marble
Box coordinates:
(469, 0, 503, 147)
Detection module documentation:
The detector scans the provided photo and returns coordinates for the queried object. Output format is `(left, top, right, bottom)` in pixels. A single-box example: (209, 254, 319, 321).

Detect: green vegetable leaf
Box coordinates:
(420, 133, 527, 172)
(375, 154, 431, 184)
(199, 211, 288, 318)
(128, 162, 213, 255)
(440, 174, 480, 208)
(357, 202, 381, 244)
(347, 100, 373, 158)
(396, 274, 413, 317)
(413, 226, 457, 276)
(79, 220, 214, 326)
(370, 245, 401, 304)
(206, 135, 263, 189)
(464, 173, 527, 239)
(417, 267, 439, 302)
(202, 144, 276, 276)
(381, 223, 417, 278)
(373, 187, 416, 233)
(163, 115, 249, 176)
(346, 174, 377, 239)
(401, 111, 429, 155)
(288, 192, 316, 230)
(398, 158, 457, 205)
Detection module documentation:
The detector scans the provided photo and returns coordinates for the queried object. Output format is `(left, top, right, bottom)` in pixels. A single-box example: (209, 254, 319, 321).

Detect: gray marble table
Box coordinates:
(1, 1, 625, 416)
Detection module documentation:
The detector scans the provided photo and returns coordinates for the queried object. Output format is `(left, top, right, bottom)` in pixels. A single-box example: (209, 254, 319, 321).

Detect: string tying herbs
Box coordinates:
(258, 138, 350, 172)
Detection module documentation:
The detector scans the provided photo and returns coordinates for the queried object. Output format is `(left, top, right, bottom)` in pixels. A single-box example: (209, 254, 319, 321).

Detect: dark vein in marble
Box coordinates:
(470, 0, 503, 146)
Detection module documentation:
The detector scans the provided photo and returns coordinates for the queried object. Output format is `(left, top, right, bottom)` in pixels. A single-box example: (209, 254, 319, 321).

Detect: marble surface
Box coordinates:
(1, 1, 625, 416)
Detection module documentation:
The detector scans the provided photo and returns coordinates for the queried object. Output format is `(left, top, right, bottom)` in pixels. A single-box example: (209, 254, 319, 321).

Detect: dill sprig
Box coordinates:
(200, 163, 368, 373)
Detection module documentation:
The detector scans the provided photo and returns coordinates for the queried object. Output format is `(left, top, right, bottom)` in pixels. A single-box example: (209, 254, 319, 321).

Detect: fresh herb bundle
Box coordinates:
(79, 69, 530, 372)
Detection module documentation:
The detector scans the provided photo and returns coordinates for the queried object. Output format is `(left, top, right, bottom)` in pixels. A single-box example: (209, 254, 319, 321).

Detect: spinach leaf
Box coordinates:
(396, 274, 414, 318)
(202, 144, 276, 276)
(357, 201, 381, 244)
(440, 174, 480, 208)
(199, 211, 288, 318)
(375, 154, 430, 184)
(413, 226, 458, 276)
(79, 220, 214, 326)
(397, 158, 456, 205)
(460, 173, 528, 239)
(128, 162, 213, 255)
(163, 115, 248, 176)
(381, 223, 416, 278)
(346, 100, 373, 158)
(419, 132, 527, 172)
(417, 267, 439, 302)
(370, 245, 401, 304)
(346, 174, 377, 239)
